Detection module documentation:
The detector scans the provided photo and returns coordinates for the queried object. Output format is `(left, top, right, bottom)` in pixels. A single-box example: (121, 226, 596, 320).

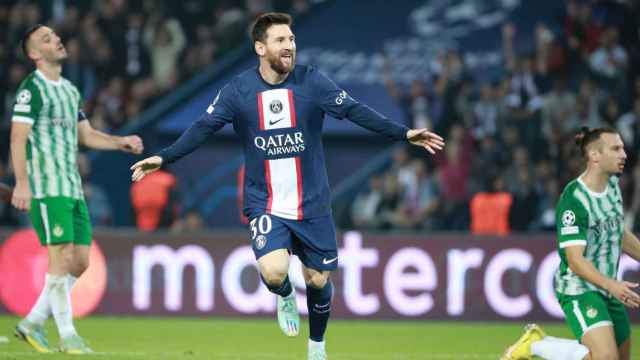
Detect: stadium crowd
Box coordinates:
(1, 1, 639, 235)
(351, 0, 640, 234)
(0, 0, 310, 228)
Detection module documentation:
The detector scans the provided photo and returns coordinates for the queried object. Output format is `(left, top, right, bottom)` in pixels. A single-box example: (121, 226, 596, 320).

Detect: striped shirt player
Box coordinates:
(502, 128, 640, 360)
(12, 24, 142, 355)
(12, 69, 92, 247)
(555, 176, 624, 297)
(13, 70, 85, 201)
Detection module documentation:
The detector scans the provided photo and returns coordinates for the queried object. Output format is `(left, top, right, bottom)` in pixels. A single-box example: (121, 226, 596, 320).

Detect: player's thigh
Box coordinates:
(618, 338, 630, 360)
(606, 296, 631, 348)
(581, 325, 618, 360)
(289, 215, 338, 273)
(560, 292, 613, 341)
(72, 199, 93, 246)
(29, 197, 75, 246)
(249, 214, 292, 276)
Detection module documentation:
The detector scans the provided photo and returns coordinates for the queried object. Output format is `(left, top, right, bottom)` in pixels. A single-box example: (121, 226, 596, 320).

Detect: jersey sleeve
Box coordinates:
(311, 68, 409, 141)
(311, 68, 359, 119)
(556, 195, 589, 248)
(12, 81, 42, 125)
(77, 91, 87, 122)
(157, 83, 235, 164)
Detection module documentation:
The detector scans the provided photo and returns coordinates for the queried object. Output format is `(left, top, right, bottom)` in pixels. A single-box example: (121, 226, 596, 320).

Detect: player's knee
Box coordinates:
(71, 257, 90, 277)
(590, 349, 618, 360)
(306, 273, 328, 289)
(260, 267, 288, 286)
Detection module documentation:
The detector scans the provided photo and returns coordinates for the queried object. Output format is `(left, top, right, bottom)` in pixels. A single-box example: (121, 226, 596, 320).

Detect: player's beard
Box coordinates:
(266, 50, 295, 75)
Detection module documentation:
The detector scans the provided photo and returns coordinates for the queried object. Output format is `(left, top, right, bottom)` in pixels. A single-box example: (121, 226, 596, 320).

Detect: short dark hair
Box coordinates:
(575, 126, 619, 157)
(21, 24, 45, 60)
(250, 12, 292, 44)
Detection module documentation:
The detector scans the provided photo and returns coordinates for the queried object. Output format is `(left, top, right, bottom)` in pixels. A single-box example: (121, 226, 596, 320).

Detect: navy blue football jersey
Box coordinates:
(159, 65, 408, 220)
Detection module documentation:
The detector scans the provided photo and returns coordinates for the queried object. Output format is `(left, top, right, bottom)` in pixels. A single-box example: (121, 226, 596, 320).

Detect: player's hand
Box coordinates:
(120, 135, 144, 154)
(130, 156, 163, 182)
(11, 181, 31, 212)
(607, 280, 640, 308)
(406, 128, 445, 154)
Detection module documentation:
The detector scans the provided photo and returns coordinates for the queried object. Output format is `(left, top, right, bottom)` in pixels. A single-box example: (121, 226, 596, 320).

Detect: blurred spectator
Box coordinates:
(144, 15, 186, 92)
(171, 210, 205, 233)
(617, 97, 640, 149)
(542, 77, 576, 141)
(131, 169, 180, 232)
(589, 27, 628, 94)
(471, 82, 499, 140)
(470, 175, 512, 236)
(351, 175, 384, 229)
(403, 160, 440, 230)
(62, 37, 97, 100)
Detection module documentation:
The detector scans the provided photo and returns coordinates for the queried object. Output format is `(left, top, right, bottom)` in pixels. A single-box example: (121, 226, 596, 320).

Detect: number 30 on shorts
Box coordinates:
(250, 215, 272, 240)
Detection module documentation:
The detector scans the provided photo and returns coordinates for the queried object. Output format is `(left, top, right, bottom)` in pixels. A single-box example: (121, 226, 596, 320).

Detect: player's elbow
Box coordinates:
(566, 254, 585, 276)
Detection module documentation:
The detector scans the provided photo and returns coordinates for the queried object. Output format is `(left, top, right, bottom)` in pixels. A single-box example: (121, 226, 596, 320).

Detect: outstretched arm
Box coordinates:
(312, 68, 444, 153)
(131, 85, 234, 182)
(78, 120, 143, 154)
(130, 115, 222, 182)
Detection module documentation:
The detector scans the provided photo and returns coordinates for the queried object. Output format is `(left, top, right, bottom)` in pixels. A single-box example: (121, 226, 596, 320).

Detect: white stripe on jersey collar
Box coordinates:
(35, 69, 62, 86)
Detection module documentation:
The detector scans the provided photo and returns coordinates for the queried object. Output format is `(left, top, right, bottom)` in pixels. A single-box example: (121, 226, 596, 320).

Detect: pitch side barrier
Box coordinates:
(0, 229, 638, 322)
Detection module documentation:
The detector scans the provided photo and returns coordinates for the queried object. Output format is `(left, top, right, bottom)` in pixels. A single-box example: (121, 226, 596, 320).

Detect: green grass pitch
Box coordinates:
(0, 316, 638, 359)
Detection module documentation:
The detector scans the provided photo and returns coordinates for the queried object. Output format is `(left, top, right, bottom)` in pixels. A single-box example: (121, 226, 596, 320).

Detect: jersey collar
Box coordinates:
(577, 176, 608, 198)
(35, 69, 62, 86)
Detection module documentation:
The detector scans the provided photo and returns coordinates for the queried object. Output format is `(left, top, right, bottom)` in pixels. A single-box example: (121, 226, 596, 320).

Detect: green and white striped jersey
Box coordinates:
(11, 70, 84, 200)
(554, 175, 624, 296)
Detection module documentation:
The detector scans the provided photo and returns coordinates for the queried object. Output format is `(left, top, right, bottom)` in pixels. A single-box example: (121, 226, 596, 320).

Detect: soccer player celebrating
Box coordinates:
(131, 12, 444, 360)
(11, 25, 143, 353)
(502, 127, 640, 360)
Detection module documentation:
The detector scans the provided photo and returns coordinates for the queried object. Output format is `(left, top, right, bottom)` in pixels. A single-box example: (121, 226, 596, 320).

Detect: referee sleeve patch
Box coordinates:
(561, 226, 579, 235)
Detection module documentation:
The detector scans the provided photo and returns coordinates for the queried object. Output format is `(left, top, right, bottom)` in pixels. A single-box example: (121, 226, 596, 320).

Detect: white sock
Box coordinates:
(24, 274, 79, 326)
(308, 339, 325, 350)
(531, 336, 589, 360)
(47, 274, 77, 339)
(25, 274, 53, 326)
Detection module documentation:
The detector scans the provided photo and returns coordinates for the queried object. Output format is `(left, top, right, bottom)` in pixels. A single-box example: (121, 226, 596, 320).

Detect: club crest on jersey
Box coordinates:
(269, 100, 283, 114)
(255, 234, 267, 250)
(16, 89, 32, 104)
(53, 224, 64, 238)
(562, 210, 575, 226)
(586, 307, 598, 319)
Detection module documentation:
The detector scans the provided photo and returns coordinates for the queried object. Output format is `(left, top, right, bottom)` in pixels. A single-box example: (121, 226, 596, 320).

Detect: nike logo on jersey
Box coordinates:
(322, 257, 338, 265)
(269, 117, 284, 125)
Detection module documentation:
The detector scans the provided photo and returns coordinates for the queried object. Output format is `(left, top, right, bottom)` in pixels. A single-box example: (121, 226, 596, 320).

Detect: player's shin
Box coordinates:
(48, 274, 77, 339)
(25, 274, 53, 326)
(307, 279, 333, 342)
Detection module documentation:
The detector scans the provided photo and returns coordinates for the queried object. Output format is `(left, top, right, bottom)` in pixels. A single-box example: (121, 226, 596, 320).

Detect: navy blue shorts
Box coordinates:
(248, 213, 338, 271)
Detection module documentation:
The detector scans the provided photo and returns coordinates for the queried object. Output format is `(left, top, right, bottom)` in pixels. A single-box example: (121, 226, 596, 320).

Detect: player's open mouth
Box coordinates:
(281, 54, 292, 66)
